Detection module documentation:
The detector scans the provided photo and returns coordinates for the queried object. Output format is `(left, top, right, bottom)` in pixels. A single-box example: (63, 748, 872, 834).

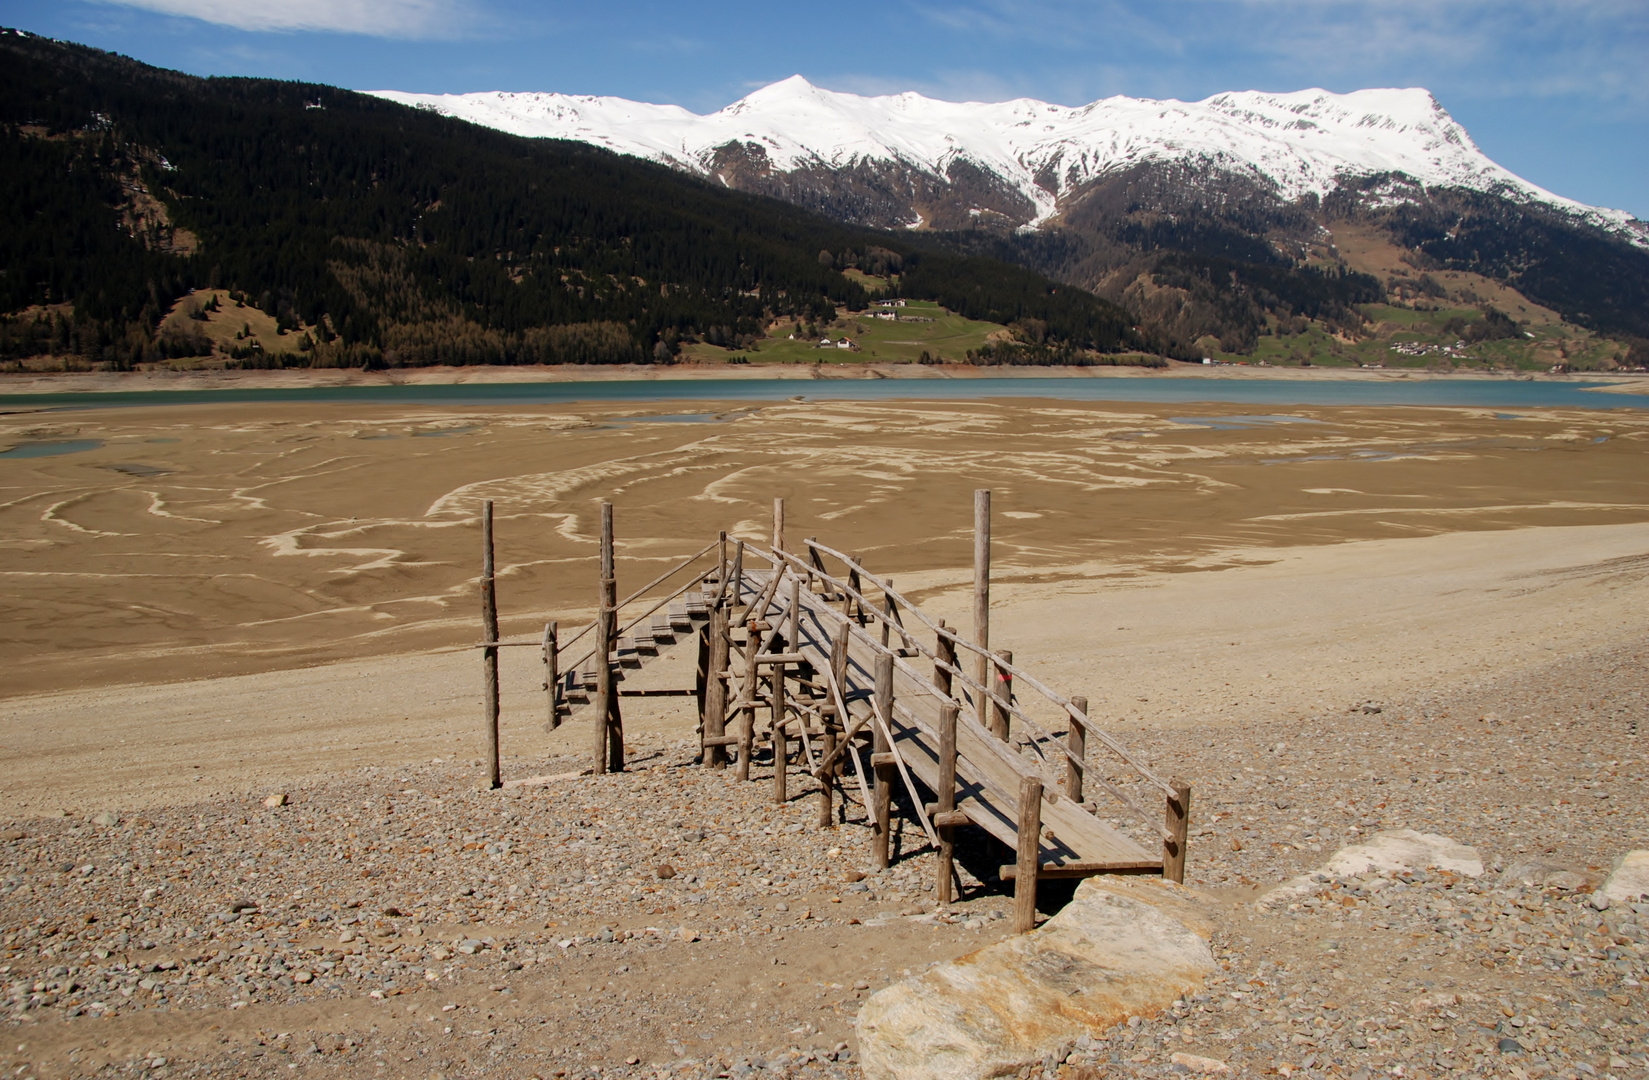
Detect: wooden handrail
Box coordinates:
(802, 538, 1174, 799)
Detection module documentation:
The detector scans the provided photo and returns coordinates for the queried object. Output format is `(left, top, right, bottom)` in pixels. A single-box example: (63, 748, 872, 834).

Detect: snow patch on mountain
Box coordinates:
(371, 77, 1643, 244)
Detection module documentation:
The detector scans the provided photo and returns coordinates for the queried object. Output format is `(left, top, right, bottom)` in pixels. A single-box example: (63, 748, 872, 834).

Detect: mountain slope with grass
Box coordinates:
(0, 29, 1141, 371)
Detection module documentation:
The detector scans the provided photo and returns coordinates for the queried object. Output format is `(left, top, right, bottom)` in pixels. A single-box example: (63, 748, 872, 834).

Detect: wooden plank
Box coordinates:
(784, 583, 1158, 870)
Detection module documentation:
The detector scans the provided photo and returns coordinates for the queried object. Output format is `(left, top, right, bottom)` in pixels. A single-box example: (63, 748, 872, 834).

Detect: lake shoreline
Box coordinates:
(2, 359, 1642, 396)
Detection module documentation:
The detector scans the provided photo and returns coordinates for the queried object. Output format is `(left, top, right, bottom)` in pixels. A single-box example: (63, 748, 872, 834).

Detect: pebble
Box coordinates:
(1, 640, 1645, 1079)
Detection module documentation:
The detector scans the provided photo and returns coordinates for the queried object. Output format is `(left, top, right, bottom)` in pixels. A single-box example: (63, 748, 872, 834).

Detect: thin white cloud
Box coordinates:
(93, 0, 471, 37)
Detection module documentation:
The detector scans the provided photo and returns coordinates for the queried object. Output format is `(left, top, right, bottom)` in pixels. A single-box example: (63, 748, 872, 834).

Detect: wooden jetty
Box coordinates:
(477, 493, 1190, 933)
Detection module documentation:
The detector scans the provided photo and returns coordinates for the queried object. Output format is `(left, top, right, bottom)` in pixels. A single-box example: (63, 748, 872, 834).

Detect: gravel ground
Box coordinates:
(2, 639, 1645, 1080)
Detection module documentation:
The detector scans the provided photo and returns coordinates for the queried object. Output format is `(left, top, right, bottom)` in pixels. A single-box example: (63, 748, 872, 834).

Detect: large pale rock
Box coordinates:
(1324, 829, 1484, 878)
(1259, 830, 1483, 909)
(856, 877, 1214, 1080)
(1602, 851, 1649, 904)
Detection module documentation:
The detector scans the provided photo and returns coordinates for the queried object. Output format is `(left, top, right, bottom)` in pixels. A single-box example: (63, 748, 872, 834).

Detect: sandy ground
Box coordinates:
(3, 521, 1648, 822)
(2, 396, 1648, 1079)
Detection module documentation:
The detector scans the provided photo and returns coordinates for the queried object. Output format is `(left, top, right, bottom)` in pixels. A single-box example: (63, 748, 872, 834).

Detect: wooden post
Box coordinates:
(989, 649, 1013, 741)
(775, 575, 800, 804)
(543, 621, 560, 732)
(872, 652, 895, 869)
(717, 530, 728, 590)
(772, 659, 788, 804)
(934, 618, 954, 699)
(973, 489, 991, 729)
(818, 724, 836, 828)
(1013, 776, 1042, 933)
(772, 497, 785, 553)
(593, 501, 623, 775)
(725, 539, 745, 608)
(1065, 695, 1087, 803)
(736, 622, 761, 782)
(936, 702, 958, 904)
(786, 576, 800, 653)
(703, 604, 730, 768)
(1164, 779, 1191, 884)
(819, 624, 848, 828)
(881, 580, 893, 649)
(481, 500, 502, 790)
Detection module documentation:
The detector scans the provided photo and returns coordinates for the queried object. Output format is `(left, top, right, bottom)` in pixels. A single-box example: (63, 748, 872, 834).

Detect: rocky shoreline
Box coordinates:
(1, 638, 1645, 1080)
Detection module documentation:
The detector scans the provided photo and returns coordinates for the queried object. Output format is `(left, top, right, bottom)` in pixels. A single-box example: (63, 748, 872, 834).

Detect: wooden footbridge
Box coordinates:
(476, 493, 1190, 932)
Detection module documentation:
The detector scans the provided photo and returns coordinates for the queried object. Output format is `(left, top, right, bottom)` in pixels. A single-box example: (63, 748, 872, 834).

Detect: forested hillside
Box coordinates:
(0, 29, 1141, 369)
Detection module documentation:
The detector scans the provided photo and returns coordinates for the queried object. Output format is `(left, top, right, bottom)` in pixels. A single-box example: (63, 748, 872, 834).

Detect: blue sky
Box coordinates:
(3, 0, 1645, 219)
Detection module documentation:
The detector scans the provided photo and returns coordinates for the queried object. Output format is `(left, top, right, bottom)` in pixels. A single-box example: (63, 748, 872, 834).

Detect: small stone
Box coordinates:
(1498, 1037, 1524, 1054)
(1230, 838, 1243, 852)
(1589, 891, 1611, 911)
(92, 811, 119, 827)
(775, 902, 789, 912)
(263, 793, 287, 808)
(1170, 1052, 1232, 1074)
(657, 864, 676, 879)
(293, 971, 313, 984)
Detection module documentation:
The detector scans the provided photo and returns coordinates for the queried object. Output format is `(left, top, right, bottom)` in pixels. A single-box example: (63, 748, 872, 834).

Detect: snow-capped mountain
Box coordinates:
(371, 77, 1642, 243)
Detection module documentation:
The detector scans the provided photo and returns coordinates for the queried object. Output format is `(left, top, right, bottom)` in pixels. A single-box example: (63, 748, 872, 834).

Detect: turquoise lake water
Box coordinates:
(0, 376, 1644, 411)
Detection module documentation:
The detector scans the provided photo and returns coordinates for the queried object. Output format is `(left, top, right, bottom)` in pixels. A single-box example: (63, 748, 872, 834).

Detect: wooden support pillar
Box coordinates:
(973, 489, 991, 729)
(934, 618, 954, 699)
(881, 579, 894, 649)
(1014, 776, 1043, 933)
(935, 702, 959, 904)
(543, 621, 560, 732)
(725, 539, 744, 609)
(772, 497, 785, 553)
(736, 621, 762, 781)
(593, 501, 623, 775)
(819, 625, 848, 828)
(772, 668, 788, 804)
(989, 648, 1013, 741)
(702, 604, 729, 768)
(1065, 695, 1087, 803)
(774, 575, 800, 804)
(786, 576, 800, 654)
(1164, 779, 1191, 884)
(817, 723, 837, 828)
(871, 652, 895, 869)
(480, 500, 502, 790)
